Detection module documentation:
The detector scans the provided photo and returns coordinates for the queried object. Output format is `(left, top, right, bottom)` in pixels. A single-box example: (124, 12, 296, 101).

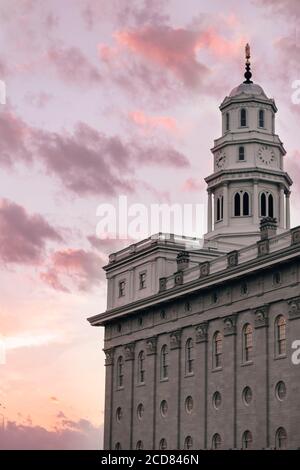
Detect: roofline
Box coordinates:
(87, 239, 300, 327)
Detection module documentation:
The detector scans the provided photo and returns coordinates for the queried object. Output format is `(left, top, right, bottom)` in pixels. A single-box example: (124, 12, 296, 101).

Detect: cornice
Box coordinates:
(88, 241, 300, 327)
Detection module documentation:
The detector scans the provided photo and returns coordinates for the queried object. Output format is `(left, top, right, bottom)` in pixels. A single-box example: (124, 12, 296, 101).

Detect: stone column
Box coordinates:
(124, 342, 135, 449)
(146, 336, 158, 450)
(195, 322, 208, 449)
(253, 180, 259, 225)
(207, 189, 212, 233)
(286, 191, 291, 229)
(223, 315, 237, 449)
(103, 347, 115, 449)
(279, 185, 285, 229)
(169, 329, 182, 449)
(254, 306, 269, 449)
(223, 182, 229, 225)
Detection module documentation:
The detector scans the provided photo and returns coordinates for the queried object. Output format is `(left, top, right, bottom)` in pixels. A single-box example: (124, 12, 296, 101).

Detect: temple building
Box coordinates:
(88, 45, 300, 450)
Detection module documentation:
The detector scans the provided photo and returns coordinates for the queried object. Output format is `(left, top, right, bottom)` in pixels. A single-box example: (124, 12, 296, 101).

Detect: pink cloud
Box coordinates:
(25, 91, 52, 109)
(115, 26, 210, 89)
(0, 110, 188, 197)
(41, 248, 105, 292)
(181, 177, 206, 192)
(0, 199, 62, 265)
(255, 0, 300, 17)
(129, 110, 179, 134)
(0, 109, 31, 166)
(47, 46, 102, 86)
(0, 419, 102, 450)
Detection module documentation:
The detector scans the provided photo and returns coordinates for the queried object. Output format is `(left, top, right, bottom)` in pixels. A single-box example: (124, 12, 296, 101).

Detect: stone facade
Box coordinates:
(88, 58, 300, 450)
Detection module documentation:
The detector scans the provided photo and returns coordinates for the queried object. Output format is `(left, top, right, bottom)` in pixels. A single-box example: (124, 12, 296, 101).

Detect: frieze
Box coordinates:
(223, 315, 237, 336)
(124, 342, 135, 361)
(288, 297, 300, 320)
(170, 329, 182, 350)
(254, 305, 269, 328)
(146, 336, 158, 355)
(195, 322, 208, 343)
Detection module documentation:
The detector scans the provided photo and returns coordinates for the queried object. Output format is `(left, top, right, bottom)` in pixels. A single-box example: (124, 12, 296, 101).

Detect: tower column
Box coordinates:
(223, 182, 229, 225)
(286, 191, 291, 229)
(279, 185, 285, 229)
(207, 189, 212, 232)
(253, 179, 259, 225)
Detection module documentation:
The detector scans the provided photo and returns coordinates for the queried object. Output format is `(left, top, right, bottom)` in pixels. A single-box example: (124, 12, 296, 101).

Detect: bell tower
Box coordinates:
(204, 44, 292, 250)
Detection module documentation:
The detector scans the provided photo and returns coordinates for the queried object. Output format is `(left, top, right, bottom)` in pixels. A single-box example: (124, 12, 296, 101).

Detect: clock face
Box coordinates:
(258, 145, 275, 165)
(216, 151, 226, 169)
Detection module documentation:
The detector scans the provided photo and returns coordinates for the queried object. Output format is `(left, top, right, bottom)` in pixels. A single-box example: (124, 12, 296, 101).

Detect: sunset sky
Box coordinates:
(0, 0, 300, 449)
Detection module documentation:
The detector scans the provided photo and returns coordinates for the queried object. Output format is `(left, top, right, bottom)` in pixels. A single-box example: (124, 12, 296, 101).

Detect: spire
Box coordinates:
(243, 43, 253, 84)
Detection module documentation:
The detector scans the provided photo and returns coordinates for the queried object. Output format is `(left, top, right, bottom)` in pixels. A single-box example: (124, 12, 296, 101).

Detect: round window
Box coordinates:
(213, 391, 222, 410)
(185, 396, 193, 414)
(160, 400, 168, 417)
(242, 386, 253, 406)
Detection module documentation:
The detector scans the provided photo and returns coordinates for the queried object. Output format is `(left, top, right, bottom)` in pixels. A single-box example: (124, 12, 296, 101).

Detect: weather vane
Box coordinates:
(243, 43, 253, 84)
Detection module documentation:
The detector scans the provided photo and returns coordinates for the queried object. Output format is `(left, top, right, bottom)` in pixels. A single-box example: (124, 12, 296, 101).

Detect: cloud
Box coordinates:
(0, 109, 31, 166)
(81, 0, 169, 30)
(255, 0, 300, 18)
(24, 92, 52, 109)
(98, 23, 244, 105)
(0, 199, 61, 265)
(0, 419, 102, 450)
(40, 248, 104, 292)
(129, 110, 179, 134)
(0, 110, 189, 197)
(181, 177, 206, 192)
(47, 46, 102, 86)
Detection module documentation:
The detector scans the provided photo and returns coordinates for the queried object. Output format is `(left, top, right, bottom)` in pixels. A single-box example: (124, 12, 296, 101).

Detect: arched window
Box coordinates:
(216, 196, 223, 221)
(117, 356, 124, 388)
(243, 192, 250, 216)
(275, 427, 287, 449)
(259, 109, 265, 128)
(234, 191, 250, 216)
(225, 112, 230, 131)
(239, 146, 245, 161)
(159, 438, 167, 450)
(212, 433, 221, 450)
(160, 345, 168, 380)
(242, 430, 253, 449)
(213, 332, 222, 369)
(184, 436, 193, 450)
(136, 440, 143, 450)
(234, 193, 241, 216)
(260, 192, 274, 217)
(268, 194, 274, 218)
(185, 338, 194, 375)
(138, 351, 145, 384)
(240, 108, 247, 127)
(243, 324, 253, 363)
(275, 316, 286, 356)
(260, 192, 267, 216)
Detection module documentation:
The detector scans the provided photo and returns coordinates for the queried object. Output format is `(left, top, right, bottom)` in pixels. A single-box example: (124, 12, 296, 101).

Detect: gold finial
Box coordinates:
(243, 43, 253, 84)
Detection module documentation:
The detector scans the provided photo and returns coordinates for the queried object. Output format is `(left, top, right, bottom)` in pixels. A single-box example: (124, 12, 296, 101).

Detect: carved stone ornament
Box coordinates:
(103, 347, 115, 366)
(195, 322, 208, 343)
(146, 336, 158, 355)
(159, 277, 167, 292)
(174, 271, 183, 286)
(170, 329, 182, 350)
(223, 315, 237, 336)
(227, 250, 238, 268)
(291, 227, 300, 245)
(199, 262, 210, 278)
(257, 239, 269, 257)
(288, 297, 300, 320)
(254, 306, 269, 328)
(124, 342, 135, 361)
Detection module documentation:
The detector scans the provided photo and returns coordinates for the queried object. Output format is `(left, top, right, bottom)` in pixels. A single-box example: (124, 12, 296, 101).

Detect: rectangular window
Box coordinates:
(139, 272, 146, 289)
(239, 146, 245, 161)
(119, 280, 125, 297)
